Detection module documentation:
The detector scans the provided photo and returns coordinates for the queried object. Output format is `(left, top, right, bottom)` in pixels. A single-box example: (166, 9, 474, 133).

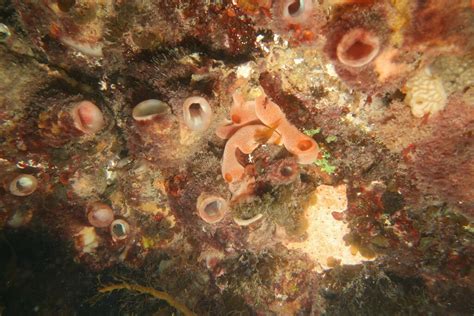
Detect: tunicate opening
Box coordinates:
(0, 24, 11, 42)
(110, 219, 130, 240)
(112, 223, 126, 236)
(9, 175, 38, 196)
(132, 99, 170, 121)
(183, 96, 212, 132)
(197, 194, 228, 224)
(204, 200, 221, 216)
(346, 40, 374, 61)
(133, 99, 170, 121)
(280, 165, 294, 177)
(189, 103, 203, 124)
(72, 101, 105, 134)
(287, 0, 303, 17)
(16, 177, 34, 192)
(135, 103, 168, 116)
(337, 29, 380, 67)
(231, 114, 242, 124)
(297, 139, 313, 151)
(87, 202, 114, 228)
(57, 0, 76, 12)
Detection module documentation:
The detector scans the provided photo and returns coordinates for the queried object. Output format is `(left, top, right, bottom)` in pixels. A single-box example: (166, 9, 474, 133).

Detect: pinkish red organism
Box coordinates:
(216, 92, 259, 139)
(344, 182, 418, 258)
(404, 0, 474, 53)
(323, 3, 393, 94)
(182, 3, 257, 56)
(270, 0, 326, 44)
(336, 28, 380, 68)
(255, 95, 319, 164)
(196, 193, 229, 224)
(221, 124, 277, 183)
(218, 90, 319, 202)
(37, 98, 106, 147)
(86, 201, 115, 228)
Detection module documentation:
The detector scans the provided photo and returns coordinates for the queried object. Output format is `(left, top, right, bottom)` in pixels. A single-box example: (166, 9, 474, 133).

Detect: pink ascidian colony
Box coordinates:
(0, 0, 473, 315)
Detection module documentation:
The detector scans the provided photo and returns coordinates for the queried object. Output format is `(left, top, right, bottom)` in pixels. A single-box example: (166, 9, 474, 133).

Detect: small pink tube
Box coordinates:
(222, 124, 278, 183)
(86, 201, 115, 228)
(336, 28, 380, 67)
(71, 101, 105, 134)
(196, 193, 228, 224)
(183, 96, 213, 132)
(132, 99, 171, 122)
(280, 0, 313, 25)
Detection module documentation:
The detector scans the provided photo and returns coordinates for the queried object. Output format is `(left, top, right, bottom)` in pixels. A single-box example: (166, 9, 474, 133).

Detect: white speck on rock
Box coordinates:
(236, 62, 253, 79)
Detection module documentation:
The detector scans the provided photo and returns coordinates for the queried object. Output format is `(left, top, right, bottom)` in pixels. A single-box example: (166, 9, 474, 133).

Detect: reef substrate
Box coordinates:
(0, 0, 473, 314)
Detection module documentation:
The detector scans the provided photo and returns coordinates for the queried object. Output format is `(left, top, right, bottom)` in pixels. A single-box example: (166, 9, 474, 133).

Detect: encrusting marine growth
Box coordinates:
(1, 0, 473, 314)
(218, 90, 319, 196)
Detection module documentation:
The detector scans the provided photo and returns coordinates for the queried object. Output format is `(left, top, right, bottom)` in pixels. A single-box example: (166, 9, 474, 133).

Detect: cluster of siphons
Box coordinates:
(128, 90, 320, 225)
(6, 100, 130, 241)
(197, 90, 320, 225)
(7, 91, 319, 233)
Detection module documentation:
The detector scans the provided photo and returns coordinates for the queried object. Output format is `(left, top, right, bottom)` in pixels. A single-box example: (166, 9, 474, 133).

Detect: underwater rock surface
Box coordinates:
(0, 0, 473, 314)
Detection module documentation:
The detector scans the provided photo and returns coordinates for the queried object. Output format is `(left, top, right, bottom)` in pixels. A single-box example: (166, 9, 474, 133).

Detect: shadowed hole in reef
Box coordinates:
(57, 0, 76, 12)
(346, 40, 374, 61)
(288, 0, 302, 16)
(204, 200, 221, 216)
(189, 102, 203, 122)
(280, 165, 295, 177)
